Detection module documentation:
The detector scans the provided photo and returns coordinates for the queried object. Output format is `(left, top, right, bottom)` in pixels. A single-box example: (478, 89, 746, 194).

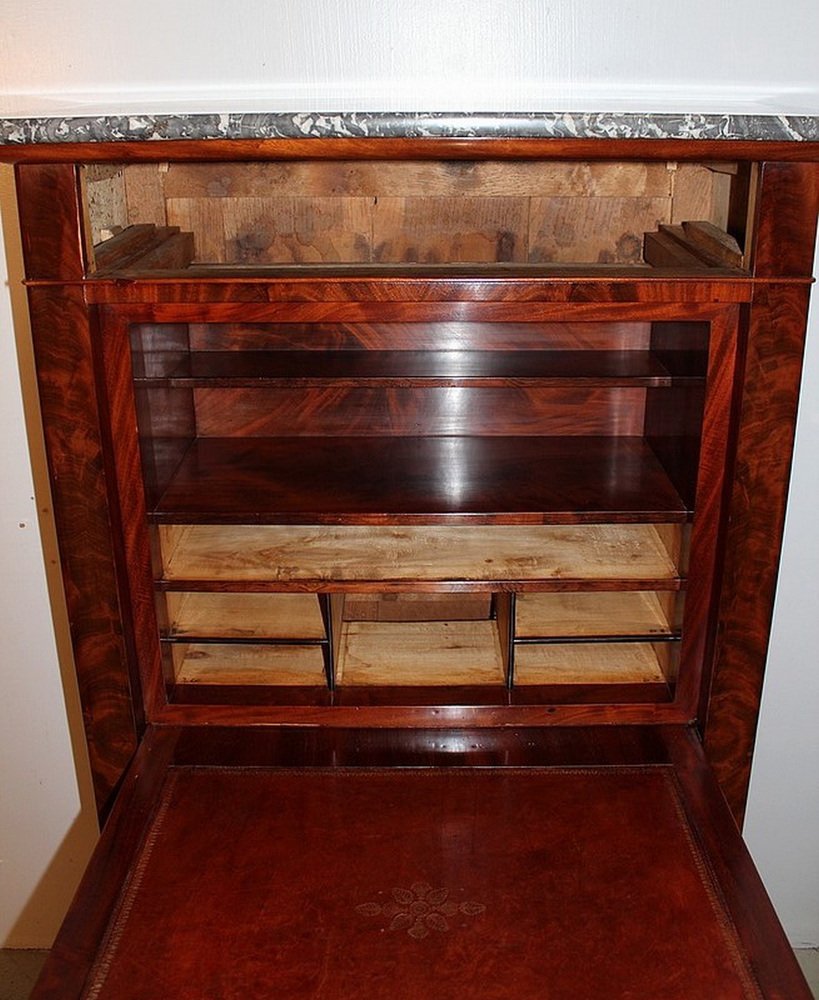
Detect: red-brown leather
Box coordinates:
(85, 767, 761, 999)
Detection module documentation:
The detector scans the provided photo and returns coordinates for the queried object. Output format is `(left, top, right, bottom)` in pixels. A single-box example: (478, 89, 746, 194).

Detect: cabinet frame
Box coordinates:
(10, 150, 819, 822)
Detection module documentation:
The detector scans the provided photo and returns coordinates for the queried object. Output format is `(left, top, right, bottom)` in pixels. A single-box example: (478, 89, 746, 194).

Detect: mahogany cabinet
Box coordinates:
(4, 133, 818, 997)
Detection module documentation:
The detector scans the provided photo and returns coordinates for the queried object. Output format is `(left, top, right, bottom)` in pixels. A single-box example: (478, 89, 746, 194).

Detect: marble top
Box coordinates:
(1, 112, 818, 145)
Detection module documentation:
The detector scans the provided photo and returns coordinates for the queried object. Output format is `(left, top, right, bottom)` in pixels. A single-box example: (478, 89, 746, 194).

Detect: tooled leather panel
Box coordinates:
(84, 767, 761, 999)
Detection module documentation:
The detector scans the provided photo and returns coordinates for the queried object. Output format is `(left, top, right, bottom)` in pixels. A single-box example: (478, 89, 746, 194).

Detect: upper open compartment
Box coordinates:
(82, 159, 752, 275)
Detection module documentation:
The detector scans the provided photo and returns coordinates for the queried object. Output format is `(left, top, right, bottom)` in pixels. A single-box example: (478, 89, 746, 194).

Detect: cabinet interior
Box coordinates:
(126, 310, 706, 707)
(83, 158, 751, 270)
(75, 155, 747, 714)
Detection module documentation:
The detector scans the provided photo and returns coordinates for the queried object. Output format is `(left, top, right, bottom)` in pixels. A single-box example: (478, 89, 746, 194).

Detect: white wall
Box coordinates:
(0, 0, 817, 948)
(743, 234, 819, 948)
(0, 0, 818, 114)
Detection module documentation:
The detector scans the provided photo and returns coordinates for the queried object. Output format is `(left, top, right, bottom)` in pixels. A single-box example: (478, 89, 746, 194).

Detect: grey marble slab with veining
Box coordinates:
(1, 112, 818, 145)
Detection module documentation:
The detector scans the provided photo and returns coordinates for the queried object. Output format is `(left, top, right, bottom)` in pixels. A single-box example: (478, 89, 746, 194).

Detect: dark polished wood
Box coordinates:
(14, 163, 87, 279)
(133, 347, 706, 387)
(192, 384, 650, 437)
(81, 274, 762, 307)
(148, 435, 691, 524)
(31, 727, 177, 999)
(92, 224, 185, 274)
(92, 309, 166, 721)
(664, 726, 814, 999)
(181, 318, 657, 352)
(332, 682, 672, 708)
(173, 681, 673, 709)
(166, 723, 674, 767)
(751, 162, 819, 277)
(16, 163, 139, 812)
(705, 161, 819, 821)
(706, 283, 815, 819)
(668, 307, 742, 721)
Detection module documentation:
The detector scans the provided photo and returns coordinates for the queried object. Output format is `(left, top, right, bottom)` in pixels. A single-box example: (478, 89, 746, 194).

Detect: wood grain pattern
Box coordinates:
(702, 163, 819, 819)
(165, 592, 324, 639)
(528, 196, 669, 263)
(147, 435, 689, 524)
(751, 161, 818, 277)
(154, 698, 692, 727)
(83, 278, 757, 308)
(28, 289, 140, 810)
(138, 348, 689, 387)
(192, 386, 647, 437)
(670, 164, 732, 230)
(93, 225, 182, 274)
(123, 163, 168, 228)
(219, 196, 372, 264)
(137, 161, 684, 267)
(15, 147, 819, 834)
(705, 286, 813, 819)
(515, 591, 678, 638)
(164, 196, 225, 263)
(170, 643, 327, 685)
(121, 231, 194, 271)
(161, 160, 675, 199)
(17, 162, 139, 811)
(337, 620, 505, 686)
(93, 311, 167, 719)
(656, 308, 742, 723)
(343, 593, 491, 622)
(15, 163, 87, 278)
(514, 641, 673, 684)
(373, 196, 528, 263)
(185, 319, 653, 352)
(157, 523, 682, 588)
(681, 221, 743, 269)
(643, 230, 707, 268)
(117, 161, 736, 268)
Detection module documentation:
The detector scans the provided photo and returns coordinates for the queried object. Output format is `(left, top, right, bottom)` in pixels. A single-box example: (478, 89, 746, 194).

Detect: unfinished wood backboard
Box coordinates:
(82, 160, 735, 265)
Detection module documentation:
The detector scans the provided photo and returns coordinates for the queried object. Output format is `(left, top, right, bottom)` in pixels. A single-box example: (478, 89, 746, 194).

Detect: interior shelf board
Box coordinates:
(170, 643, 327, 686)
(157, 523, 683, 587)
(336, 620, 506, 686)
(149, 435, 691, 524)
(514, 641, 673, 685)
(165, 592, 325, 640)
(515, 591, 677, 639)
(133, 350, 706, 388)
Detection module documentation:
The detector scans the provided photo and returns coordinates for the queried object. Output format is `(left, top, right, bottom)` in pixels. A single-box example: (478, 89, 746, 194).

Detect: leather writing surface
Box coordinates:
(85, 766, 760, 999)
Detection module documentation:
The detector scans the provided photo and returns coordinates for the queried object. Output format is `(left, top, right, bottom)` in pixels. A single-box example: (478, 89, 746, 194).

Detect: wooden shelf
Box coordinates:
(164, 592, 325, 639)
(516, 591, 678, 638)
(168, 643, 327, 685)
(150, 436, 690, 524)
(133, 349, 707, 387)
(336, 620, 505, 686)
(107, 261, 731, 279)
(514, 641, 677, 685)
(157, 523, 683, 590)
